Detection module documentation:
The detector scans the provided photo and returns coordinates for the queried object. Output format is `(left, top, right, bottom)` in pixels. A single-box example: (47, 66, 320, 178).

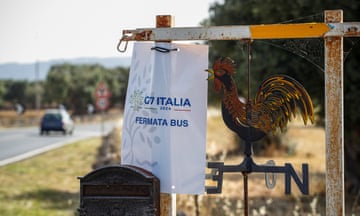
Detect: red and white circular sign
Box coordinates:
(95, 98, 110, 111)
(94, 82, 111, 111)
(95, 82, 111, 99)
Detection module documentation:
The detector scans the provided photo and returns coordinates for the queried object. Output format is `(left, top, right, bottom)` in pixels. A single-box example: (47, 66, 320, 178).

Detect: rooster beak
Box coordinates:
(206, 69, 214, 80)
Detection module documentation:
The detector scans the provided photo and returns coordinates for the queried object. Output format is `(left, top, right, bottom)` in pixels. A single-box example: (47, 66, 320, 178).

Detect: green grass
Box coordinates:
(0, 137, 102, 216)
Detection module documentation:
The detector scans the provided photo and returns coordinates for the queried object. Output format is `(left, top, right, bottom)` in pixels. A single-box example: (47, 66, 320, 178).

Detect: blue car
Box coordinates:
(40, 109, 74, 135)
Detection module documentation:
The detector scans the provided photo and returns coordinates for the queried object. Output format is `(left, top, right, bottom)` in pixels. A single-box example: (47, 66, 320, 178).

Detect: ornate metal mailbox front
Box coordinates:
(78, 165, 160, 216)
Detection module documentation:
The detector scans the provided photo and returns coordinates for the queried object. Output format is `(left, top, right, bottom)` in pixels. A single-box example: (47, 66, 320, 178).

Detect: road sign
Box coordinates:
(95, 82, 111, 99)
(94, 82, 111, 111)
(95, 98, 110, 111)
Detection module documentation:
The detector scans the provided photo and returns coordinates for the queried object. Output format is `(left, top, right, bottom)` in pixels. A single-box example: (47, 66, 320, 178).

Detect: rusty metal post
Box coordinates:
(156, 15, 174, 42)
(160, 193, 173, 216)
(324, 10, 345, 216)
(243, 173, 249, 216)
(156, 15, 176, 216)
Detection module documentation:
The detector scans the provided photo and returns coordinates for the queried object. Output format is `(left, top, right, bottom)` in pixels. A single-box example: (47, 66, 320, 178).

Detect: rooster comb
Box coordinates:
(214, 57, 236, 75)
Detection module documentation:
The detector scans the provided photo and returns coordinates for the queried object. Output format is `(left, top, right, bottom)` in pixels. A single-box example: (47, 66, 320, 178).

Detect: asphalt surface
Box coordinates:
(0, 121, 118, 166)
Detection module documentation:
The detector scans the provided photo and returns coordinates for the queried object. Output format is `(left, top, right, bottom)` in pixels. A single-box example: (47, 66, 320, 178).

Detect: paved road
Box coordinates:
(0, 121, 119, 166)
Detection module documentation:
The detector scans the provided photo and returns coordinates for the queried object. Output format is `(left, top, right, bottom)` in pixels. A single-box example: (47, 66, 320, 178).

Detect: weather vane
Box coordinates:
(206, 41, 314, 215)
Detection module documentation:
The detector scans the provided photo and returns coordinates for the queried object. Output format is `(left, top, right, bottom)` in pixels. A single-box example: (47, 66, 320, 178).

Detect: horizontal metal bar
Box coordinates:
(250, 23, 330, 39)
(121, 22, 360, 41)
(123, 25, 251, 41)
(325, 22, 360, 37)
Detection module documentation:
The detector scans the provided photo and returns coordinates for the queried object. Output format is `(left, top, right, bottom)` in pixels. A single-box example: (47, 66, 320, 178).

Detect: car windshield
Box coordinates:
(43, 113, 62, 120)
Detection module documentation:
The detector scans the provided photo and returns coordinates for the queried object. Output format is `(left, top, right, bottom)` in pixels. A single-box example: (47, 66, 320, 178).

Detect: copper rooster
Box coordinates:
(207, 57, 314, 145)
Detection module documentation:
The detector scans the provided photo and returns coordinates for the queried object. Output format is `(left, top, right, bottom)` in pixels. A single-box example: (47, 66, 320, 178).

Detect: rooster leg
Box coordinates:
(244, 144, 252, 157)
(244, 138, 253, 157)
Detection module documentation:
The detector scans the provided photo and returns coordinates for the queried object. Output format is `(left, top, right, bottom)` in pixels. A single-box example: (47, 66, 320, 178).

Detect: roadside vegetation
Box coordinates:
(0, 64, 129, 115)
(0, 137, 102, 216)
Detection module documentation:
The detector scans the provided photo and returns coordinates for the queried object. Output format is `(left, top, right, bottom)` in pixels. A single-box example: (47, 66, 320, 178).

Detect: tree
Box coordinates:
(3, 80, 29, 106)
(44, 63, 129, 115)
(0, 80, 5, 107)
(204, 0, 360, 193)
(44, 64, 72, 107)
(102, 67, 129, 108)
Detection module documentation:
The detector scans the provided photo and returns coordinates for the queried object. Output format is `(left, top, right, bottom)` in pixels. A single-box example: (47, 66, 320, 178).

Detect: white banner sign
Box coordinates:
(121, 42, 208, 194)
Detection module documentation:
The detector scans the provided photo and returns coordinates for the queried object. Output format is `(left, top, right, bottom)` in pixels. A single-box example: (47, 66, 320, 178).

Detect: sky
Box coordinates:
(0, 0, 220, 64)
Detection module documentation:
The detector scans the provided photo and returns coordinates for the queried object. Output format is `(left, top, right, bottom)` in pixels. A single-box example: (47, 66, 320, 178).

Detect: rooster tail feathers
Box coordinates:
(255, 75, 314, 130)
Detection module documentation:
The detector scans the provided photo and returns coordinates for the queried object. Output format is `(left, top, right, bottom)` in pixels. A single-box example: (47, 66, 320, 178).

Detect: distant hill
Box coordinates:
(0, 57, 131, 81)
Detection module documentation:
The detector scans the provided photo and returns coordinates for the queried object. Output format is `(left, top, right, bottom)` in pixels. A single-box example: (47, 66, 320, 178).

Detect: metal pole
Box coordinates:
(35, 61, 41, 111)
(156, 15, 176, 216)
(324, 10, 345, 216)
(101, 111, 105, 136)
(243, 173, 249, 216)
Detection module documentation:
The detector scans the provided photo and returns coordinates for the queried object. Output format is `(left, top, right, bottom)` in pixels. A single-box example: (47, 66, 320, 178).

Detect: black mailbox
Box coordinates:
(78, 165, 160, 216)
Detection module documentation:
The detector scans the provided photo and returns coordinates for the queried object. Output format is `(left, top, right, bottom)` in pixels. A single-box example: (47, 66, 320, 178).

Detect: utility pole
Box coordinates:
(35, 61, 41, 111)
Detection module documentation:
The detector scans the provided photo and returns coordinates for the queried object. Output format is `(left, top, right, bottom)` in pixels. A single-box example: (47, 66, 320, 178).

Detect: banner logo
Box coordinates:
(128, 89, 191, 128)
(129, 89, 192, 112)
(129, 89, 144, 111)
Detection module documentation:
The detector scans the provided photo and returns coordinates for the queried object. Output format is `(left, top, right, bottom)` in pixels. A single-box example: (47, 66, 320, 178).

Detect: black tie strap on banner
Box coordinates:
(151, 46, 179, 53)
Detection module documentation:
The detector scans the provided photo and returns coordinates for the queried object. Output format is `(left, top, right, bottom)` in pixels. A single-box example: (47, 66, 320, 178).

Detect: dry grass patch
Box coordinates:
(0, 137, 102, 216)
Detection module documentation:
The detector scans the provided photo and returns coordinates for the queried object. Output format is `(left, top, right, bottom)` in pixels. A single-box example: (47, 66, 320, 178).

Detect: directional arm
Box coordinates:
(120, 22, 360, 42)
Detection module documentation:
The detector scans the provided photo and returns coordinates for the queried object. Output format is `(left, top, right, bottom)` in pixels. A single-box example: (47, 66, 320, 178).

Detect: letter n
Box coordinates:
(284, 163, 309, 195)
